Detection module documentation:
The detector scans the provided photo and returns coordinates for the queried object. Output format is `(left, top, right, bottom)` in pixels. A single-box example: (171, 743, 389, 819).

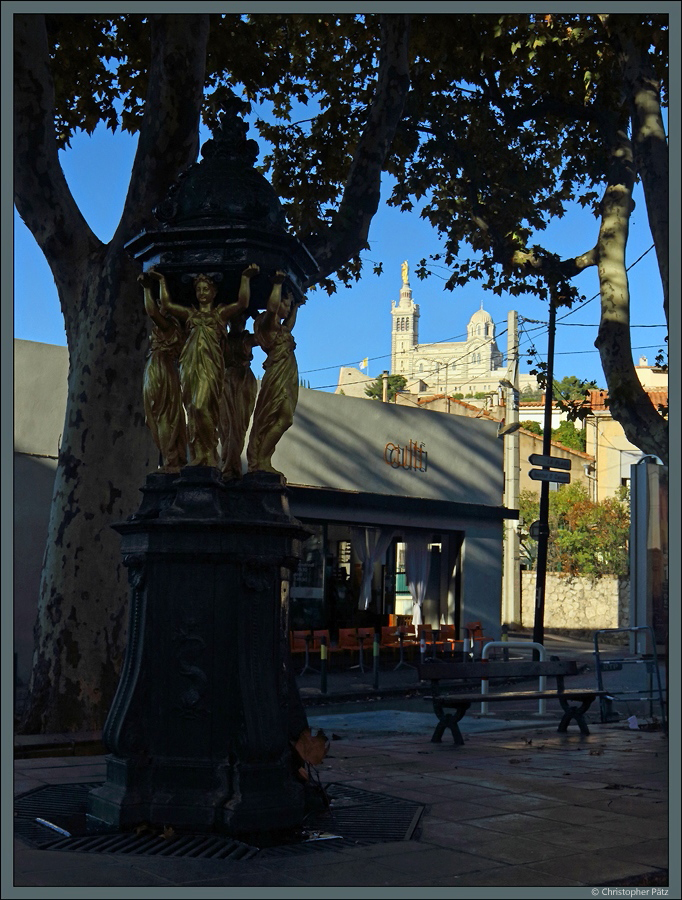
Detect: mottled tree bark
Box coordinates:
(594, 117, 668, 466)
(602, 14, 668, 325)
(15, 14, 210, 733)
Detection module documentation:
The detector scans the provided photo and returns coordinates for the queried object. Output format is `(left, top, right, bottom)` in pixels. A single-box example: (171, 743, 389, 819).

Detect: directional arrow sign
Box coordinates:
(528, 469, 571, 484)
(528, 454, 571, 470)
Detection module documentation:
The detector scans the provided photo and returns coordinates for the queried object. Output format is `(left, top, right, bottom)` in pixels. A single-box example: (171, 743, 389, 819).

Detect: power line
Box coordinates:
(304, 242, 658, 383)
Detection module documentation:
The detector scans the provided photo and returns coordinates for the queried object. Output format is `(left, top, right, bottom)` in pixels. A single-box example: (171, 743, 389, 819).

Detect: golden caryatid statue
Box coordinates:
(139, 273, 187, 472)
(401, 260, 409, 285)
(247, 271, 305, 475)
(148, 264, 259, 467)
(219, 312, 257, 481)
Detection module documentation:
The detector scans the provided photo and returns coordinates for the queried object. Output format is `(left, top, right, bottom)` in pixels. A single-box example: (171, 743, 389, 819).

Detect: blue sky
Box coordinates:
(14, 119, 668, 392)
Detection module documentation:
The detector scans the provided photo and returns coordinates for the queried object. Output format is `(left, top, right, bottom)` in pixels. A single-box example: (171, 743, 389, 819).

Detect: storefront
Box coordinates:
(269, 387, 513, 641)
(14, 340, 514, 687)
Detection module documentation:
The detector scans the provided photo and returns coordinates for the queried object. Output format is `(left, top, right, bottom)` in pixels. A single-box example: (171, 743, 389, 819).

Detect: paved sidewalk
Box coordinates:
(13, 719, 670, 892)
(11, 632, 671, 893)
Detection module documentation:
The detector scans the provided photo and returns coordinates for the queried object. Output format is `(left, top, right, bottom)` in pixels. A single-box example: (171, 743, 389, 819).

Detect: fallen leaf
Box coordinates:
(162, 826, 176, 841)
(293, 727, 329, 767)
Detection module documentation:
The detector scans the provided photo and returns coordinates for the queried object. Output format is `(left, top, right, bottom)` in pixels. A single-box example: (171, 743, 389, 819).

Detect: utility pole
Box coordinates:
(532, 298, 557, 650)
(382, 370, 389, 403)
(502, 311, 521, 626)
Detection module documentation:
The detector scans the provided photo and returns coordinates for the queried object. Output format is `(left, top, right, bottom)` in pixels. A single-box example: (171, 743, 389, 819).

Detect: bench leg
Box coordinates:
(432, 702, 470, 746)
(558, 698, 594, 735)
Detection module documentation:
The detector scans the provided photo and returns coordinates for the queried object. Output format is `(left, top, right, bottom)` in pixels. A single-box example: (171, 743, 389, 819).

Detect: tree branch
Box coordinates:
(511, 246, 598, 279)
(113, 14, 210, 249)
(14, 14, 101, 276)
(304, 14, 411, 284)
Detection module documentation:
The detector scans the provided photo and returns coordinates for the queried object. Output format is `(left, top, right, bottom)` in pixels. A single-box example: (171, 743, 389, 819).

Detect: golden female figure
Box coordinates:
(220, 313, 257, 480)
(139, 272, 187, 472)
(150, 265, 258, 467)
(247, 272, 305, 475)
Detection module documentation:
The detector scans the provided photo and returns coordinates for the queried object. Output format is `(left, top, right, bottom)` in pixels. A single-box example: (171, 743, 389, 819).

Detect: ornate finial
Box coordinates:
(401, 260, 409, 285)
(201, 95, 259, 167)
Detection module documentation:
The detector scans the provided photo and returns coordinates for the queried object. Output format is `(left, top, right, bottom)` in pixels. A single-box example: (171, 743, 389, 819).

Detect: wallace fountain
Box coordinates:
(86, 100, 320, 839)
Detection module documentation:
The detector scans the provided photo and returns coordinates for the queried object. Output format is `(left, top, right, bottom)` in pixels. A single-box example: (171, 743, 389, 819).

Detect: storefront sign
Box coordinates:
(384, 440, 428, 472)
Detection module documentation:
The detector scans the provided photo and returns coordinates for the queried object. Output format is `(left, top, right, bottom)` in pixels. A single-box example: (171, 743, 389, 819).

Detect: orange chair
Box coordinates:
(290, 630, 310, 654)
(381, 626, 401, 659)
(438, 624, 459, 657)
(464, 621, 494, 658)
(337, 628, 359, 667)
(311, 629, 331, 649)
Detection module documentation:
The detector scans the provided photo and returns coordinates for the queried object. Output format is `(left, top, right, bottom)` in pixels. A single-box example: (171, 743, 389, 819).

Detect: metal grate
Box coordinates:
(260, 784, 423, 856)
(15, 782, 423, 858)
(36, 831, 258, 860)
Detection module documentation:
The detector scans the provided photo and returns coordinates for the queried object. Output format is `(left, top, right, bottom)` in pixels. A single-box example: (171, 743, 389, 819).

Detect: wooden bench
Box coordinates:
(417, 659, 611, 745)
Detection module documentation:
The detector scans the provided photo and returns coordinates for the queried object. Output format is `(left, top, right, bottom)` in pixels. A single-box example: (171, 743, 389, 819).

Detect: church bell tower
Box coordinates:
(391, 261, 419, 375)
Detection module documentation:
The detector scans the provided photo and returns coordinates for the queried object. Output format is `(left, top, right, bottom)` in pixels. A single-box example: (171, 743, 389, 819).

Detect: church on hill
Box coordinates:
(391, 261, 536, 397)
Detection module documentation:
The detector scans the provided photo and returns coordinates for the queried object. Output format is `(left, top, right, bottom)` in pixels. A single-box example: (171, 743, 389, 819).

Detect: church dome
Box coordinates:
(468, 306, 494, 326)
(467, 305, 494, 339)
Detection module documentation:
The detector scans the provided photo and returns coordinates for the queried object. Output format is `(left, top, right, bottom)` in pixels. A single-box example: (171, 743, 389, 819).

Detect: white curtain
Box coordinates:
(405, 533, 432, 626)
(351, 527, 395, 610)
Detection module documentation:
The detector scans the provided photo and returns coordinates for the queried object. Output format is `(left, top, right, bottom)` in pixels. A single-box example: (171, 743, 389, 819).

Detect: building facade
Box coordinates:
(15, 339, 514, 690)
(390, 262, 537, 397)
(584, 388, 668, 502)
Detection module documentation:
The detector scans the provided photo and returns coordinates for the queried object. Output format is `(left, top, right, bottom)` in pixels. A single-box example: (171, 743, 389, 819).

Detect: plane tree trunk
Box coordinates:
(15, 13, 210, 732)
(594, 115, 668, 466)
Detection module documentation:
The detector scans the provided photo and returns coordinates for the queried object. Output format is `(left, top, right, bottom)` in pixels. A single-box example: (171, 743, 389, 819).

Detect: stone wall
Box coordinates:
(521, 572, 630, 637)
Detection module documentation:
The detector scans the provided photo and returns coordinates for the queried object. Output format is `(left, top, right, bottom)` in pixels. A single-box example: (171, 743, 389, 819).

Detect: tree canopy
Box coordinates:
(14, 12, 668, 732)
(551, 421, 587, 453)
(365, 374, 407, 401)
(519, 484, 629, 577)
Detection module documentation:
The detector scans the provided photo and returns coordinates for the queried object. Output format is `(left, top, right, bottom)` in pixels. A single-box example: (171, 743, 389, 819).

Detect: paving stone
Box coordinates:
(581, 794, 669, 817)
(459, 833, 574, 866)
(533, 822, 651, 853)
(529, 851, 661, 885)
(607, 839, 669, 869)
(525, 804, 663, 836)
(448, 866, 586, 887)
(427, 799, 511, 821)
(465, 811, 562, 835)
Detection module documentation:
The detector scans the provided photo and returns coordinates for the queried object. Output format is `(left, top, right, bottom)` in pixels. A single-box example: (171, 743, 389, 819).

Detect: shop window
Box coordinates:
(290, 525, 325, 628)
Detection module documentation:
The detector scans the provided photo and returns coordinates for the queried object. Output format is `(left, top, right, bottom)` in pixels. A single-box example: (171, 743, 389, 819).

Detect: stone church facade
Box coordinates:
(390, 262, 537, 397)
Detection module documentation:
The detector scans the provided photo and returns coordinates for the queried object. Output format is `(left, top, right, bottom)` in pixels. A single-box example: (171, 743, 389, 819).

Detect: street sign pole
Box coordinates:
(533, 297, 557, 653)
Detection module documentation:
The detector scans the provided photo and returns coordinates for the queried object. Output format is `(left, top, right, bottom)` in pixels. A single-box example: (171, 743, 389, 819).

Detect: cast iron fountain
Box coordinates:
(87, 98, 320, 838)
